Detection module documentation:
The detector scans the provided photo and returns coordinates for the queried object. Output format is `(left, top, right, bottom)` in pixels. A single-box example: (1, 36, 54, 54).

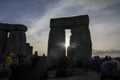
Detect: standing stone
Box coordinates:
(5, 31, 26, 55)
(48, 28, 65, 68)
(68, 27, 92, 67)
(48, 15, 92, 68)
(0, 31, 8, 54)
(26, 43, 33, 56)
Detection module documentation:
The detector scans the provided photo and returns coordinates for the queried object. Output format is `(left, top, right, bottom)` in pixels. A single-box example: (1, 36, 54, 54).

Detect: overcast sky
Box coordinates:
(0, 0, 120, 55)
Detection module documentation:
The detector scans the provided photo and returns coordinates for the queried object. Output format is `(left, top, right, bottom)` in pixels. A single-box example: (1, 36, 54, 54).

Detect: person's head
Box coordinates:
(34, 51, 38, 56)
(101, 60, 120, 76)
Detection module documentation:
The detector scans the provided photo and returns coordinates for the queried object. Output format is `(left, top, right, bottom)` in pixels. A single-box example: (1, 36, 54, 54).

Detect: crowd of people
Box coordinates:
(83, 55, 120, 80)
(0, 51, 39, 80)
(0, 51, 120, 80)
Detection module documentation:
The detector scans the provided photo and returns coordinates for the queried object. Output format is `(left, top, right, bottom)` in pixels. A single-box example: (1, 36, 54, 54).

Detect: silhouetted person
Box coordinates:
(55, 55, 71, 78)
(84, 59, 92, 71)
(104, 55, 112, 61)
(101, 60, 120, 80)
(23, 52, 48, 80)
(92, 56, 102, 74)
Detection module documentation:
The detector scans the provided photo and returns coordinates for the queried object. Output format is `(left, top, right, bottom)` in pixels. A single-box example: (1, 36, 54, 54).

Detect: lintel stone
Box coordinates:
(50, 15, 89, 29)
(0, 23, 27, 32)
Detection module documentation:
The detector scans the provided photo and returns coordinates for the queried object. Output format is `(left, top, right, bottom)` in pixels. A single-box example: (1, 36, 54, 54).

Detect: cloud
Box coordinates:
(0, 0, 120, 54)
(27, 0, 120, 53)
(92, 49, 120, 57)
(76, 0, 120, 11)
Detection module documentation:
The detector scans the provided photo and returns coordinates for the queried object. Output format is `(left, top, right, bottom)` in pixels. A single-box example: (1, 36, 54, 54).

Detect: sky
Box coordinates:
(0, 0, 120, 55)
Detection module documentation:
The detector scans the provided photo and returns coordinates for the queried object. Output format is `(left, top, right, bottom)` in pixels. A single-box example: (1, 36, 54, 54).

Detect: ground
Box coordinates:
(47, 69, 100, 80)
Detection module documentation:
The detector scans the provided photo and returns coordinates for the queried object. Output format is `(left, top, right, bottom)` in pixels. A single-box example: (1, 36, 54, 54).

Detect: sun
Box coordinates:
(65, 38, 70, 48)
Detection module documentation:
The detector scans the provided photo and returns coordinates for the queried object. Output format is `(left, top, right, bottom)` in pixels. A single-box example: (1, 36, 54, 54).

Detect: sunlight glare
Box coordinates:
(65, 38, 70, 48)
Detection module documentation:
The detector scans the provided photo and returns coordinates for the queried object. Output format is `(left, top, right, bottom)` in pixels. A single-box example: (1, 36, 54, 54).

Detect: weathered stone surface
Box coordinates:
(50, 15, 89, 29)
(48, 28, 65, 68)
(0, 31, 8, 53)
(26, 43, 33, 56)
(0, 23, 27, 32)
(5, 31, 26, 54)
(68, 27, 92, 67)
